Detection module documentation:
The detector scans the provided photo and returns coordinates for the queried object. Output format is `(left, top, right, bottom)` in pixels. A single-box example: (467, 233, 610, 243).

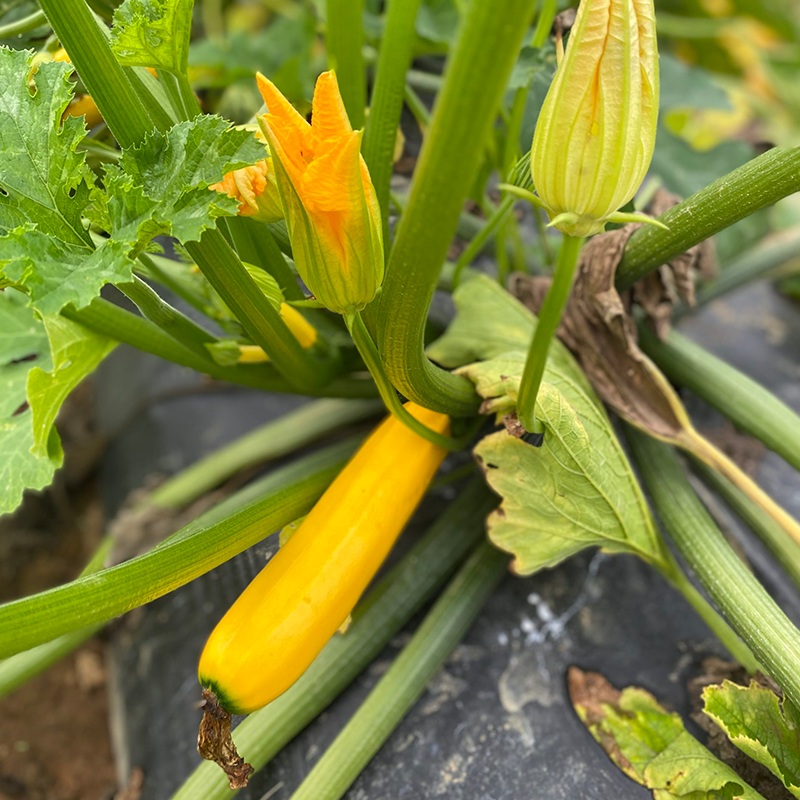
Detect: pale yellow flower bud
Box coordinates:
(531, 0, 659, 237)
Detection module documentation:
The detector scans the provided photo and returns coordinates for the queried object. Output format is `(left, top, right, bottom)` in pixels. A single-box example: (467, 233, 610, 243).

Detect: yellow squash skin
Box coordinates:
(198, 402, 450, 714)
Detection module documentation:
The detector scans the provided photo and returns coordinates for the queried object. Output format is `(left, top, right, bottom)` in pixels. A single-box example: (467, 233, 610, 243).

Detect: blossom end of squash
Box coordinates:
(197, 687, 254, 788)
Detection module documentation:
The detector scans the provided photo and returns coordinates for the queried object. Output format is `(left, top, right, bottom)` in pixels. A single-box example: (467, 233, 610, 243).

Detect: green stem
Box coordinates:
(0, 9, 48, 38)
(226, 216, 303, 300)
(452, 195, 516, 288)
(158, 70, 202, 121)
(117, 275, 218, 360)
(655, 552, 760, 673)
(149, 398, 382, 508)
(186, 232, 338, 392)
(617, 146, 800, 291)
(0, 537, 112, 699)
(627, 428, 800, 707)
(638, 324, 800, 473)
(63, 299, 377, 399)
(692, 227, 800, 307)
(288, 542, 507, 800)
(692, 458, 800, 592)
(170, 480, 497, 800)
(362, 0, 424, 236)
(531, 0, 557, 47)
(375, 0, 538, 416)
(345, 311, 474, 451)
(517, 234, 583, 432)
(39, 0, 153, 148)
(325, 0, 366, 128)
(403, 83, 430, 134)
(0, 439, 360, 660)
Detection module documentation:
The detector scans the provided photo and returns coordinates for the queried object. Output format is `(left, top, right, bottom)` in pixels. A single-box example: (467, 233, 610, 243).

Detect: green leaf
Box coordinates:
(473, 379, 665, 574)
(0, 227, 133, 314)
(0, 48, 136, 314)
(508, 44, 552, 91)
(0, 412, 62, 517)
(104, 115, 265, 252)
(659, 53, 732, 113)
(27, 314, 117, 458)
(427, 274, 597, 403)
(570, 669, 767, 800)
(0, 288, 61, 516)
(416, 0, 459, 45)
(645, 733, 765, 800)
(433, 276, 664, 574)
(703, 680, 800, 798)
(188, 15, 316, 96)
(111, 0, 195, 74)
(243, 263, 283, 310)
(0, 48, 93, 245)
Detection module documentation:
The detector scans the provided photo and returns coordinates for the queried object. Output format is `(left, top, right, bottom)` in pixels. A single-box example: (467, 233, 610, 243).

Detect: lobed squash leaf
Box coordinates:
(703, 680, 800, 798)
(430, 274, 664, 574)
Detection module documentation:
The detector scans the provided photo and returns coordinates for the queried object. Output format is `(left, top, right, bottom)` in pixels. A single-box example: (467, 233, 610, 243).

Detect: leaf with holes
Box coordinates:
(0, 48, 93, 244)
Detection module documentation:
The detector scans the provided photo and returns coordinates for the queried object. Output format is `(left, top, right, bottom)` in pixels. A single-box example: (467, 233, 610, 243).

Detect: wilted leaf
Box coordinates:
(111, 0, 195, 74)
(27, 314, 117, 458)
(703, 680, 800, 798)
(569, 668, 767, 800)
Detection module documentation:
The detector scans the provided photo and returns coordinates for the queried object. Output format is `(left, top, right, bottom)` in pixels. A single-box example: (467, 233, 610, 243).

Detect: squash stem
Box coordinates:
(517, 234, 583, 433)
(345, 311, 477, 451)
(627, 427, 800, 708)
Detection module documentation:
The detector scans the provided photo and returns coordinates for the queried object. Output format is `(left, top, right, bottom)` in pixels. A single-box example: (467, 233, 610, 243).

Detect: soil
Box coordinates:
(0, 384, 122, 800)
(0, 643, 119, 800)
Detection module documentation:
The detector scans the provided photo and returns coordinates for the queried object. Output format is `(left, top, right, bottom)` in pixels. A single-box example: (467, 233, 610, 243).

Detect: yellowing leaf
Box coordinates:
(703, 680, 800, 798)
(570, 668, 767, 800)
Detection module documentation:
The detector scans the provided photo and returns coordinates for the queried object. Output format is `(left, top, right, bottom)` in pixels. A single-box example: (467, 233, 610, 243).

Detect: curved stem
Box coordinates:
(517, 234, 583, 431)
(375, 0, 538, 416)
(0, 9, 47, 38)
(346, 311, 476, 451)
(617, 146, 800, 291)
(628, 428, 800, 708)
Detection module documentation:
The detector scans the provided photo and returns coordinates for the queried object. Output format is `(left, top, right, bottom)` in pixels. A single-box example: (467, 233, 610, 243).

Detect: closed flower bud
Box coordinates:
(210, 159, 284, 223)
(531, 0, 660, 237)
(256, 70, 384, 315)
